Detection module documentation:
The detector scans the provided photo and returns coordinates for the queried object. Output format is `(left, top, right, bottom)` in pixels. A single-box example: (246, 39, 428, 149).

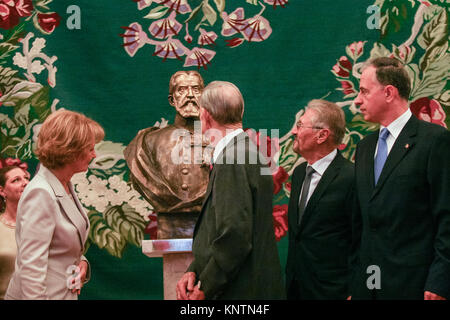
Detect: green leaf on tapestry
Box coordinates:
(437, 90, 450, 107)
(348, 113, 379, 132)
(88, 211, 127, 258)
(417, 6, 448, 71)
(427, 0, 450, 6)
(340, 133, 359, 163)
(0, 66, 22, 94)
(410, 54, 450, 100)
(379, 11, 389, 36)
(35, 0, 53, 10)
(0, 24, 26, 65)
(369, 42, 390, 59)
(278, 136, 301, 174)
(0, 81, 51, 122)
(0, 81, 43, 106)
(376, 0, 415, 37)
(405, 63, 421, 100)
(89, 140, 128, 177)
(213, 0, 225, 12)
(184, 3, 203, 24)
(202, 2, 217, 26)
(143, 6, 169, 20)
(103, 204, 146, 248)
(246, 0, 259, 5)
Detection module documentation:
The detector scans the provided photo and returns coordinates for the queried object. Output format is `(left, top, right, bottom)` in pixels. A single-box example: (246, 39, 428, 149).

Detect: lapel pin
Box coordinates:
(405, 143, 410, 149)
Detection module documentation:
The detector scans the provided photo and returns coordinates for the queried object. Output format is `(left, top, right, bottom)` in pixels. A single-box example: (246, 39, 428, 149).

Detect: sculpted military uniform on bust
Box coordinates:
(124, 71, 211, 239)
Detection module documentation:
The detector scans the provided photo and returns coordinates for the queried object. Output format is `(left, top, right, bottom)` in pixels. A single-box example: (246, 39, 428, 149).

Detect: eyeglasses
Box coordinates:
(295, 122, 323, 130)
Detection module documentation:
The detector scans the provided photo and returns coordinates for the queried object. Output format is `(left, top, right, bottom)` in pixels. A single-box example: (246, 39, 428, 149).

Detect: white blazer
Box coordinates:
(5, 165, 90, 300)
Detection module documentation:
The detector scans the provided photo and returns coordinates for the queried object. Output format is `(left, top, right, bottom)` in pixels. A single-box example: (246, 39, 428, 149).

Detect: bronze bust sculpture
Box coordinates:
(124, 71, 211, 239)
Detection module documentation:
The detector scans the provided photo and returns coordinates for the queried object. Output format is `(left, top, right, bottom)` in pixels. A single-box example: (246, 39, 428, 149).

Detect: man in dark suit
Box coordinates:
(286, 99, 354, 300)
(351, 57, 450, 300)
(176, 81, 285, 300)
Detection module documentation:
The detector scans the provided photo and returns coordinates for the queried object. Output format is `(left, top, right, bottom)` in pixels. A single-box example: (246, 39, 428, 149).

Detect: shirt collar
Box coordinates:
(212, 128, 244, 163)
(309, 149, 337, 176)
(380, 108, 412, 140)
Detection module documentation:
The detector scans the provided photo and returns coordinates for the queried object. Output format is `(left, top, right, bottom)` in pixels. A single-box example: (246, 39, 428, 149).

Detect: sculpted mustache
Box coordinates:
(182, 100, 198, 107)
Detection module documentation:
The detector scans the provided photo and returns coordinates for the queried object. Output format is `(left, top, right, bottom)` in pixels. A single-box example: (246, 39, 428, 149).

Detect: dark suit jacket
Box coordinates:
(187, 132, 285, 299)
(351, 115, 450, 299)
(286, 151, 354, 300)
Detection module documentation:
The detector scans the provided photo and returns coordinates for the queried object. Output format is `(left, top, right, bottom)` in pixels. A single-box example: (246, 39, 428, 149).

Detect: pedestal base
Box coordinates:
(142, 239, 193, 300)
(163, 252, 193, 300)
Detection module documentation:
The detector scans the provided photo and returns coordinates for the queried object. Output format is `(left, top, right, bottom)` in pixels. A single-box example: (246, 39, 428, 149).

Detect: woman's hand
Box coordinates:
(70, 260, 88, 294)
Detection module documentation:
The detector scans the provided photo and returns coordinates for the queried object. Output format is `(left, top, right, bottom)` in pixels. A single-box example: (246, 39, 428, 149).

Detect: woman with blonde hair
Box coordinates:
(0, 164, 30, 299)
(5, 109, 104, 300)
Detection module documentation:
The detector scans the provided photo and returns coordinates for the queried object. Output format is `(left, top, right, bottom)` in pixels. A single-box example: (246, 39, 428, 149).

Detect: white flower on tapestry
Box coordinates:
(12, 32, 58, 87)
(72, 172, 154, 221)
(120, 0, 289, 69)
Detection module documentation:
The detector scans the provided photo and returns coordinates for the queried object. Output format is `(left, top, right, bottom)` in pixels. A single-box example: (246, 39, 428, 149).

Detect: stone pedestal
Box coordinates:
(142, 239, 193, 300)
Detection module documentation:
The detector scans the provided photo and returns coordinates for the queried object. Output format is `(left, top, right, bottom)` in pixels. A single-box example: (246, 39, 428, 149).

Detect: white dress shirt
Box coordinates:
(212, 128, 244, 164)
(300, 149, 338, 205)
(375, 108, 412, 157)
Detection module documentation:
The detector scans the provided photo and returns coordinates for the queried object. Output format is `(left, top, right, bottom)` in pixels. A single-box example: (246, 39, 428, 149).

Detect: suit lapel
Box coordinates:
(193, 131, 252, 238)
(360, 133, 378, 193)
(38, 166, 89, 249)
(289, 162, 306, 236)
(371, 116, 417, 200)
(299, 153, 342, 231)
(68, 182, 90, 244)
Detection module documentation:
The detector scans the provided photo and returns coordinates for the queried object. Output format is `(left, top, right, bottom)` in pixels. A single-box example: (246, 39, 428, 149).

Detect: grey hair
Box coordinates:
(306, 99, 346, 145)
(199, 81, 244, 125)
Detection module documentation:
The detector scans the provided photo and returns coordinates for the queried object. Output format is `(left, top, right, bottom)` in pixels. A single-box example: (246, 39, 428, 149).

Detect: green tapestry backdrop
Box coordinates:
(1, 0, 448, 299)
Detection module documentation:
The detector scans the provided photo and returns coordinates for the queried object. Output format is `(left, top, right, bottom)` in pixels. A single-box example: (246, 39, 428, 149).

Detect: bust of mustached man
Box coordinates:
(124, 71, 211, 239)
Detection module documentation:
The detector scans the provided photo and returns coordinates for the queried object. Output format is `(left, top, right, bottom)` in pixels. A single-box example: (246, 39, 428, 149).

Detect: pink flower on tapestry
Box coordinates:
(120, 22, 150, 57)
(37, 12, 61, 34)
(0, 0, 33, 30)
(339, 80, 357, 98)
(225, 37, 244, 48)
(221, 8, 246, 37)
(156, 0, 191, 14)
(149, 11, 182, 39)
(241, 14, 272, 42)
(346, 41, 366, 61)
(133, 0, 153, 10)
(390, 44, 415, 64)
(122, 1, 289, 68)
(410, 97, 447, 128)
(273, 166, 289, 195)
(264, 0, 288, 9)
(154, 37, 187, 61)
(198, 28, 217, 46)
(144, 214, 158, 240)
(285, 182, 291, 193)
(332, 56, 352, 78)
(14, 0, 32, 16)
(184, 47, 215, 69)
(273, 204, 288, 241)
(0, 157, 28, 171)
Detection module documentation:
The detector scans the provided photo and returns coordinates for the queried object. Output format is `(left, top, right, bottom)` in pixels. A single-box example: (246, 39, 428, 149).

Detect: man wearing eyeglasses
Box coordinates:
(285, 99, 354, 300)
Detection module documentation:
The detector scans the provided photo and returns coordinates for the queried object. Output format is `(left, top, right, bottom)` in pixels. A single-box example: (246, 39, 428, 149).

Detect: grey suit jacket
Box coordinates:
(5, 165, 90, 300)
